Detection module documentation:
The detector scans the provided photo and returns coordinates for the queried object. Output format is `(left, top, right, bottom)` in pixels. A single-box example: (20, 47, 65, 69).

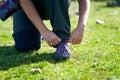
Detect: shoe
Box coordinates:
(0, 0, 20, 21)
(55, 40, 70, 60)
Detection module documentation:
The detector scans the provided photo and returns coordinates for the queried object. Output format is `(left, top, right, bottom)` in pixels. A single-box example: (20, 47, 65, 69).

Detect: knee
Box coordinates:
(13, 30, 41, 52)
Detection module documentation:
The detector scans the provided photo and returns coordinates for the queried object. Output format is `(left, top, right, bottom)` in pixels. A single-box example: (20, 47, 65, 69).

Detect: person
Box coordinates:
(0, 0, 90, 60)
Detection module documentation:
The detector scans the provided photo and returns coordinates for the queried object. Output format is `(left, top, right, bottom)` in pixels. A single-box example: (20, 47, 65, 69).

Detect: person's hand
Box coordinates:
(69, 24, 85, 44)
(41, 30, 61, 46)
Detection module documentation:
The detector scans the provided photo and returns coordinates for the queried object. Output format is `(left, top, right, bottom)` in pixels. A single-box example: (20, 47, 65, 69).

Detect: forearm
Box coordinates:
(19, 0, 48, 34)
(69, 0, 90, 44)
(77, 0, 90, 26)
(19, 0, 61, 45)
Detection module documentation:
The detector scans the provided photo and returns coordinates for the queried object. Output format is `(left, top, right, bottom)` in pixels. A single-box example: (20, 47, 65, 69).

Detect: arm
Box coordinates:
(19, 0, 61, 46)
(70, 0, 90, 44)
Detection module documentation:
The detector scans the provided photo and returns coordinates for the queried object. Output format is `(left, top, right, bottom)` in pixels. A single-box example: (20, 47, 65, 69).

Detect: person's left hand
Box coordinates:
(69, 24, 85, 44)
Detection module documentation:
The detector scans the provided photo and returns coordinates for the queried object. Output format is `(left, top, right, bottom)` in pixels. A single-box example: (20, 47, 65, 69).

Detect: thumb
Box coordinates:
(69, 37, 74, 43)
(56, 37, 61, 42)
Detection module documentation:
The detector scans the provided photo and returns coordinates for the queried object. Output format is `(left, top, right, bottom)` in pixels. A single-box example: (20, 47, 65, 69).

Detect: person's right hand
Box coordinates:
(41, 30, 61, 46)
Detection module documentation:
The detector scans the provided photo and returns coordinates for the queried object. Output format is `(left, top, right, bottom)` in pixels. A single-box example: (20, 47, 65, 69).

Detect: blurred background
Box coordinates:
(0, 0, 120, 79)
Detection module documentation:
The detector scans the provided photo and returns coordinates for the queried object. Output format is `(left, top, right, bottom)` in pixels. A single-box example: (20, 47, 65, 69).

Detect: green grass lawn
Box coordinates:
(0, 1, 120, 80)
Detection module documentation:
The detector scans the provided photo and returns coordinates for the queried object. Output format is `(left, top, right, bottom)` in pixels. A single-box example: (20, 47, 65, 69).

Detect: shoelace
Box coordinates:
(57, 42, 69, 54)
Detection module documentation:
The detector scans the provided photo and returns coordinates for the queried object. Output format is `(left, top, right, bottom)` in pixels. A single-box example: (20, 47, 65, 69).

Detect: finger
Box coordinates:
(53, 39, 59, 46)
(49, 38, 59, 46)
(73, 39, 82, 44)
(53, 38, 59, 45)
(47, 39, 54, 46)
(53, 37, 61, 44)
(50, 37, 58, 45)
(69, 37, 74, 44)
(70, 37, 78, 44)
(54, 37, 62, 45)
(56, 37, 61, 43)
(48, 42, 52, 46)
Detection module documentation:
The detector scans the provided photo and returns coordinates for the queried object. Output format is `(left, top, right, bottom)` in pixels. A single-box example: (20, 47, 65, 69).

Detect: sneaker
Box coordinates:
(55, 40, 70, 60)
(0, 0, 20, 21)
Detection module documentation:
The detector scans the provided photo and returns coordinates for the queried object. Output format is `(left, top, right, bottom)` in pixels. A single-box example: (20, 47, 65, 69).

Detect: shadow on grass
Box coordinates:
(0, 46, 65, 70)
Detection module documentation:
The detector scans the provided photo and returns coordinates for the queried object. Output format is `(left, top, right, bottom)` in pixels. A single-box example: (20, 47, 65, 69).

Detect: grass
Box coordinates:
(0, 1, 120, 80)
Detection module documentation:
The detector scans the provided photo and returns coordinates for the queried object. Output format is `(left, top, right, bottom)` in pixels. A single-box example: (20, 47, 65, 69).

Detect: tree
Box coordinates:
(107, 0, 120, 7)
(116, 0, 120, 6)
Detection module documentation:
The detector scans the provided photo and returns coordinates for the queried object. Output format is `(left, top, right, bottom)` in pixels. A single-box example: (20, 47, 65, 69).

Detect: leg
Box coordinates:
(41, 0, 71, 59)
(38, 0, 71, 40)
(48, 0, 71, 40)
(29, 0, 71, 59)
(13, 8, 41, 52)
